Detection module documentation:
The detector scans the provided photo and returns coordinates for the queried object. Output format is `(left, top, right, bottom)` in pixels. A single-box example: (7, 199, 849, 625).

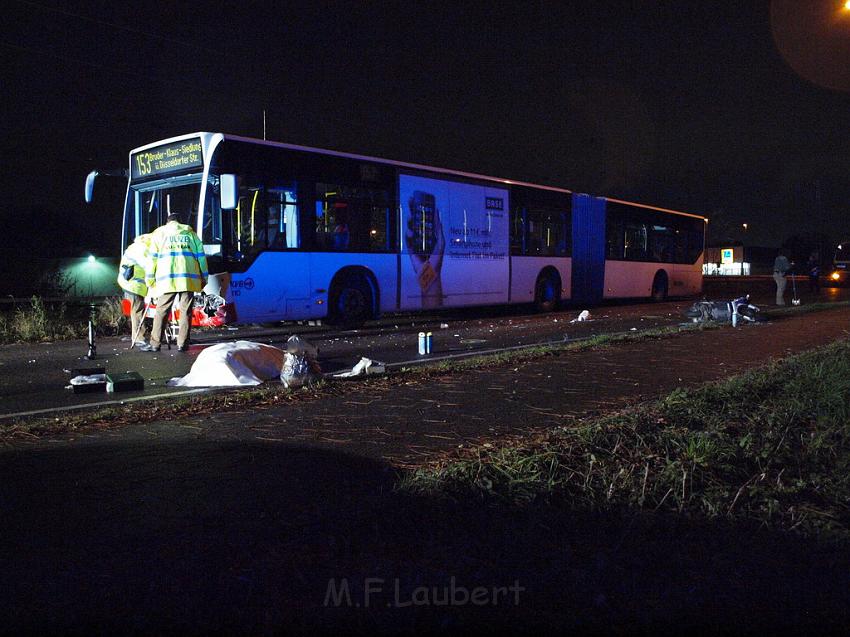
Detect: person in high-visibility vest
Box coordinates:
(139, 213, 208, 352)
(117, 233, 152, 347)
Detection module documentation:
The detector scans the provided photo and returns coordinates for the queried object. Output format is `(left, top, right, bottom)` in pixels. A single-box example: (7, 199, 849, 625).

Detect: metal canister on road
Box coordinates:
(425, 331, 433, 354)
(418, 331, 426, 355)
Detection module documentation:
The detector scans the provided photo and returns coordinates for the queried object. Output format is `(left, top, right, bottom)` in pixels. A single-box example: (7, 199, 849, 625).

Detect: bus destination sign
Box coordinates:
(131, 139, 203, 180)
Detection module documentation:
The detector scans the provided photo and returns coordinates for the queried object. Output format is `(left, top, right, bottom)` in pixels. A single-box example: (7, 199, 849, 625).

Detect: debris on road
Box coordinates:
(106, 371, 144, 393)
(69, 373, 107, 394)
(683, 296, 761, 325)
(570, 310, 591, 323)
(281, 335, 322, 388)
(333, 357, 386, 378)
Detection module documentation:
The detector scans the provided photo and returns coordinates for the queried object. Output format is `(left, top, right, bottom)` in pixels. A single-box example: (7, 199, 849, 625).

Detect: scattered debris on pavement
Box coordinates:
(333, 357, 386, 378)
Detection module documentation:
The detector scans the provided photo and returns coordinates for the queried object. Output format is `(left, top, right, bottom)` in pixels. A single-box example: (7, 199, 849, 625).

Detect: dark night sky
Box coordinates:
(5, 0, 850, 258)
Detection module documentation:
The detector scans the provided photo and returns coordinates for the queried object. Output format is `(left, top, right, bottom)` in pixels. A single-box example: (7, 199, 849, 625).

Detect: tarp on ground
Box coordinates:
(167, 341, 285, 387)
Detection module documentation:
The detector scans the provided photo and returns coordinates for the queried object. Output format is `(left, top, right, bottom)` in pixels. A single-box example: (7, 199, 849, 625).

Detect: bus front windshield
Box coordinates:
(126, 175, 204, 248)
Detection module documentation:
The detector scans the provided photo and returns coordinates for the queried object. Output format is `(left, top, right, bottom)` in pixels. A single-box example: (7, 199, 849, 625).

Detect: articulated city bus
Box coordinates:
(87, 132, 706, 326)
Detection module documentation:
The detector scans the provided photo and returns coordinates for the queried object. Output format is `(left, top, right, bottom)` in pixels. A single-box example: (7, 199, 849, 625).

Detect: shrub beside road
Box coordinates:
(0, 296, 126, 344)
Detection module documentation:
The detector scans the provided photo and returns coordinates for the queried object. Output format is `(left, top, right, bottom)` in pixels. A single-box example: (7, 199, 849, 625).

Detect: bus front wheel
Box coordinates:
(535, 271, 561, 313)
(329, 275, 373, 328)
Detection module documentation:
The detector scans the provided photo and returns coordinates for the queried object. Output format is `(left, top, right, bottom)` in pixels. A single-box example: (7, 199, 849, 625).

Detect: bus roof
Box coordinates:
(131, 132, 707, 221)
(220, 132, 576, 196)
(604, 196, 707, 221)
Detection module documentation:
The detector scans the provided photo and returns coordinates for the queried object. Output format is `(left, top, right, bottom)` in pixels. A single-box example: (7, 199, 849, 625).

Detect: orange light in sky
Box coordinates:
(771, 0, 850, 91)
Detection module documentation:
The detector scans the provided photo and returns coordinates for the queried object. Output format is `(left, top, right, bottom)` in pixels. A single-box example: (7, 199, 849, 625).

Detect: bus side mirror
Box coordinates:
(220, 174, 238, 209)
(84, 171, 98, 203)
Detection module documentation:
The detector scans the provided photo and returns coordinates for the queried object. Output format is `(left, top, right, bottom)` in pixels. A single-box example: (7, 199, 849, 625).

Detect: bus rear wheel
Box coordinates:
(534, 271, 561, 313)
(329, 275, 373, 328)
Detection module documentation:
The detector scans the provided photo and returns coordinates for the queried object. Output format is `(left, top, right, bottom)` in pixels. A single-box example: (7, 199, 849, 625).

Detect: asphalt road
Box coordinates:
(0, 277, 846, 419)
(0, 301, 690, 418)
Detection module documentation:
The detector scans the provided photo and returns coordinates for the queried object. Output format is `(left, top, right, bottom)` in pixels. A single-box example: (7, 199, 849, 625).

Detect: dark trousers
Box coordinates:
(128, 293, 148, 344)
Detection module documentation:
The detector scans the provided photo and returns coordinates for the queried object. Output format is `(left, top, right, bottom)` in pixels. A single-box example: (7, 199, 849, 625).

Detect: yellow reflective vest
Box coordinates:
(146, 221, 209, 294)
(117, 234, 151, 297)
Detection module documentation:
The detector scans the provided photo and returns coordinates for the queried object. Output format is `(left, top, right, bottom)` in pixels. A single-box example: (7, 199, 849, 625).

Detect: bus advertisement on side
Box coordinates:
(399, 174, 509, 310)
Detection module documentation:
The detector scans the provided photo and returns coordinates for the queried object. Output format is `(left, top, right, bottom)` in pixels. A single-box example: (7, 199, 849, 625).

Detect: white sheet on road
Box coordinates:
(167, 341, 285, 387)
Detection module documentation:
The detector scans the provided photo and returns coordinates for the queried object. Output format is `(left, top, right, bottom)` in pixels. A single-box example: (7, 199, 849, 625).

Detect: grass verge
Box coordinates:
(400, 338, 850, 540)
(0, 297, 85, 343)
(0, 297, 127, 344)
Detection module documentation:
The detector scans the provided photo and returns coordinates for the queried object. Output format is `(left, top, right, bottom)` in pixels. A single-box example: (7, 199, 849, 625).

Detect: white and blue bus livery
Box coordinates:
(90, 132, 706, 326)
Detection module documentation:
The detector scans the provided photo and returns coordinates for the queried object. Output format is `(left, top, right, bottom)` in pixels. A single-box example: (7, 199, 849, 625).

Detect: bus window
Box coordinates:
(201, 179, 222, 255)
(232, 184, 264, 262)
(526, 208, 569, 256)
(649, 224, 677, 262)
(285, 195, 299, 249)
(623, 222, 648, 260)
(315, 198, 348, 250)
(316, 183, 391, 252)
(367, 204, 390, 251)
(686, 219, 705, 264)
(266, 188, 299, 249)
(606, 215, 624, 259)
(510, 207, 525, 255)
(512, 186, 571, 257)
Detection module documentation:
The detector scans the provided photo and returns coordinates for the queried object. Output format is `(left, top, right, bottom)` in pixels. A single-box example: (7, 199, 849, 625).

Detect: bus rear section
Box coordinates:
(571, 195, 705, 303)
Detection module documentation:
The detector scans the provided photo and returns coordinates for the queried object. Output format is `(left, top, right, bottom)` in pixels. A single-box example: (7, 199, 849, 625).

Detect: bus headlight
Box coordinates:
(831, 271, 842, 281)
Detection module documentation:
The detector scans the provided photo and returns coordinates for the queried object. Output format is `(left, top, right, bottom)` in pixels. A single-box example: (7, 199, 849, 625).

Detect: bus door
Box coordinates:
(215, 183, 312, 322)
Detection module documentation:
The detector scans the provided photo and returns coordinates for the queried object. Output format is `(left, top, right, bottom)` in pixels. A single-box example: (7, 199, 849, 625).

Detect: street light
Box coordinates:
(84, 254, 97, 297)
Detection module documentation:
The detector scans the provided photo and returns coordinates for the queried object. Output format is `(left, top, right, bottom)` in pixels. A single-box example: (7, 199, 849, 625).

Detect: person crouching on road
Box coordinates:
(139, 212, 208, 352)
(117, 233, 152, 348)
